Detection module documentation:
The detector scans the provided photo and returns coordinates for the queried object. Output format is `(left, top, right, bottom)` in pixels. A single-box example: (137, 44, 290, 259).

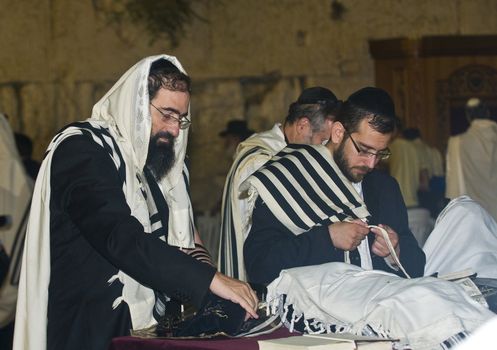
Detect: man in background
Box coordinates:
(218, 87, 340, 281)
(219, 119, 254, 158)
(446, 97, 497, 221)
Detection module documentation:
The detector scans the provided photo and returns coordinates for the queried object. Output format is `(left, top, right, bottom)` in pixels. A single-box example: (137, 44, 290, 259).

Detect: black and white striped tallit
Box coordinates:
(14, 55, 196, 350)
(218, 123, 287, 281)
(242, 144, 371, 233)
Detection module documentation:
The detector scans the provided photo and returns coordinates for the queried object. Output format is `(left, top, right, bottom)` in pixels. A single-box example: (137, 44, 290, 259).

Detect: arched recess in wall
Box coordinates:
(437, 64, 497, 137)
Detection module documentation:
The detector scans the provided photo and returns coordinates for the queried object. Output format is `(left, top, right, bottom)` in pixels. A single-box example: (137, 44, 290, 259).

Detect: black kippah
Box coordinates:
(347, 87, 395, 118)
(297, 86, 338, 105)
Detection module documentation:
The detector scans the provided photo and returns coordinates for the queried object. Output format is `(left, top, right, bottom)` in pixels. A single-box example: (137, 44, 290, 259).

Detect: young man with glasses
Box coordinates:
(243, 87, 425, 285)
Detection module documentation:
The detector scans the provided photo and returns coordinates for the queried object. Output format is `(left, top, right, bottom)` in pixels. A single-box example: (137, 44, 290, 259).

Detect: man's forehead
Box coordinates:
(355, 118, 392, 146)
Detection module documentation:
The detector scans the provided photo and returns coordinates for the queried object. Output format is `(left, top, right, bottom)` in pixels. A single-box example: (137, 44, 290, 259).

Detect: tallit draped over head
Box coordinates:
(13, 55, 194, 350)
(91, 54, 194, 248)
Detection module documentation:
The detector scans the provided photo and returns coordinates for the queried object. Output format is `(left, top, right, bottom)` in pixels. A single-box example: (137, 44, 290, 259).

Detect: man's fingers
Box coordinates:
(236, 293, 259, 319)
(209, 272, 259, 319)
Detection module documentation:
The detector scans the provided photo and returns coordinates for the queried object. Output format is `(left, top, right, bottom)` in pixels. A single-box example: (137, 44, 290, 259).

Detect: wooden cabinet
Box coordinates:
(369, 36, 497, 152)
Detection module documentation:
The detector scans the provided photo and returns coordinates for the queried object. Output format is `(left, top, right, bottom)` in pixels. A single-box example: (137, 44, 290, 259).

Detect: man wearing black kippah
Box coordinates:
(244, 87, 425, 285)
(218, 86, 341, 281)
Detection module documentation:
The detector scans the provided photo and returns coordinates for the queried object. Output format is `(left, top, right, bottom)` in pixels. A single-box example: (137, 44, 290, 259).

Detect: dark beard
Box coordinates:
(146, 132, 176, 181)
(333, 139, 370, 183)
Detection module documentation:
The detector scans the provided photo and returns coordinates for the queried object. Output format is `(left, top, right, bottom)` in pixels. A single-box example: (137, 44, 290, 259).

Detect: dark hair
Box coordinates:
(402, 127, 421, 140)
(337, 87, 396, 134)
(15, 132, 33, 158)
(285, 101, 340, 132)
(148, 59, 191, 100)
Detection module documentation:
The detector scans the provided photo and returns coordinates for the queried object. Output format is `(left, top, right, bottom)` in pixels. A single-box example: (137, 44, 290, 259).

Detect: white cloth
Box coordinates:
(429, 146, 444, 177)
(454, 316, 497, 349)
(13, 55, 195, 350)
(412, 138, 433, 178)
(218, 123, 286, 280)
(0, 114, 33, 327)
(351, 182, 373, 270)
(266, 262, 494, 350)
(446, 119, 497, 221)
(407, 208, 434, 247)
(423, 196, 497, 279)
(388, 138, 420, 207)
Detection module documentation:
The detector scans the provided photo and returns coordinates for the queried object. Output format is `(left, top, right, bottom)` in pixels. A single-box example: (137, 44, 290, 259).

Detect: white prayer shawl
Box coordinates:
(266, 262, 494, 350)
(0, 114, 33, 328)
(218, 123, 286, 281)
(423, 196, 497, 279)
(388, 138, 421, 207)
(445, 119, 497, 221)
(454, 316, 497, 349)
(13, 55, 195, 350)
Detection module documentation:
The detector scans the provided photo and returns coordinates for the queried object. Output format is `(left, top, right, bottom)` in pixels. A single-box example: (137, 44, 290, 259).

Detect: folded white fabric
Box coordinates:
(266, 262, 494, 350)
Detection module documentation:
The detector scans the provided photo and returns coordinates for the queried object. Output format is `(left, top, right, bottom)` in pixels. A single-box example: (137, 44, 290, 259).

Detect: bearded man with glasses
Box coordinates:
(14, 55, 258, 350)
(243, 87, 425, 285)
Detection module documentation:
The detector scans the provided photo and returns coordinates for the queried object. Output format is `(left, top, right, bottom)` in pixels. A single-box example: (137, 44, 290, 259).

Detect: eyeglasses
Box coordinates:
(345, 130, 391, 160)
(150, 103, 191, 129)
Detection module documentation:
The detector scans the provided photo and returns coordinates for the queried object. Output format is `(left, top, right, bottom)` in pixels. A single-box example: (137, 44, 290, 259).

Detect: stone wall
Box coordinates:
(1, 0, 497, 211)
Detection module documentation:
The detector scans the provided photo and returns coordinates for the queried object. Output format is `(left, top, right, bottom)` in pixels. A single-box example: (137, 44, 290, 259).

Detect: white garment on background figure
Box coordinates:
(446, 119, 497, 221)
(0, 113, 33, 328)
(218, 123, 286, 280)
(388, 137, 420, 207)
(423, 196, 497, 279)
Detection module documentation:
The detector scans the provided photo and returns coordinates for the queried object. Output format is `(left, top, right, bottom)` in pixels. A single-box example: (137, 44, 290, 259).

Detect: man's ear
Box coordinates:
(295, 117, 310, 135)
(330, 121, 345, 145)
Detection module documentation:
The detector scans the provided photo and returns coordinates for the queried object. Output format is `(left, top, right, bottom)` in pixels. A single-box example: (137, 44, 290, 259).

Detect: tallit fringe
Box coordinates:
(269, 295, 396, 339)
(244, 187, 259, 233)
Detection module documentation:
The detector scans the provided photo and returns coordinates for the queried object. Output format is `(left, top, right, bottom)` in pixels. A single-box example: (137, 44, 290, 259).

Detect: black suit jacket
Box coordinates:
(244, 169, 426, 285)
(47, 134, 216, 350)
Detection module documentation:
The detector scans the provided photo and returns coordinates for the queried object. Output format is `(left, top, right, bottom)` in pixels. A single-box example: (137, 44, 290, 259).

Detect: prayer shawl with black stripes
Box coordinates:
(0, 113, 33, 328)
(218, 123, 286, 281)
(241, 144, 371, 236)
(14, 55, 195, 350)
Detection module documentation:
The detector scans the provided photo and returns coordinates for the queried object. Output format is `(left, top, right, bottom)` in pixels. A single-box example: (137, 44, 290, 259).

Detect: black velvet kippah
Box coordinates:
(297, 86, 338, 105)
(347, 87, 395, 118)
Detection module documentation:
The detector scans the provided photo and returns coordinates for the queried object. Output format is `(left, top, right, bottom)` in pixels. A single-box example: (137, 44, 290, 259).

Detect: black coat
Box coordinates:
(47, 134, 215, 350)
(244, 169, 426, 285)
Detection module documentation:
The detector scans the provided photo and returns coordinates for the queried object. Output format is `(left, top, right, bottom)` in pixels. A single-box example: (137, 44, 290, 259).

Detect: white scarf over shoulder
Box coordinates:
(423, 195, 497, 279)
(218, 123, 286, 280)
(0, 114, 33, 328)
(14, 55, 195, 350)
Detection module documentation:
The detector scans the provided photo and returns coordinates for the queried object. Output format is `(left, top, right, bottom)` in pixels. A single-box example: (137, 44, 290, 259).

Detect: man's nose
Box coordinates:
(364, 156, 377, 169)
(167, 123, 180, 138)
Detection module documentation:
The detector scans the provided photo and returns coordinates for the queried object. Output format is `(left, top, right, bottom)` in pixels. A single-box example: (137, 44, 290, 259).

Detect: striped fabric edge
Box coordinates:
(247, 144, 371, 235)
(219, 147, 263, 278)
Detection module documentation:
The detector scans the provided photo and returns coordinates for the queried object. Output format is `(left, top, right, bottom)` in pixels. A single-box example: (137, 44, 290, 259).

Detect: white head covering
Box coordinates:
(90, 54, 194, 247)
(13, 55, 194, 350)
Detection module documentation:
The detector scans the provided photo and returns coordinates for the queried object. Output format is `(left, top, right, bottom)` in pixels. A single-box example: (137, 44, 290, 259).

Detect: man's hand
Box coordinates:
(328, 219, 369, 251)
(209, 272, 259, 320)
(370, 224, 400, 260)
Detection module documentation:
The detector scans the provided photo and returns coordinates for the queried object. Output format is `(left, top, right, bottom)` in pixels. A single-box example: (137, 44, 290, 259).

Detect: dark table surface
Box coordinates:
(109, 326, 298, 350)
